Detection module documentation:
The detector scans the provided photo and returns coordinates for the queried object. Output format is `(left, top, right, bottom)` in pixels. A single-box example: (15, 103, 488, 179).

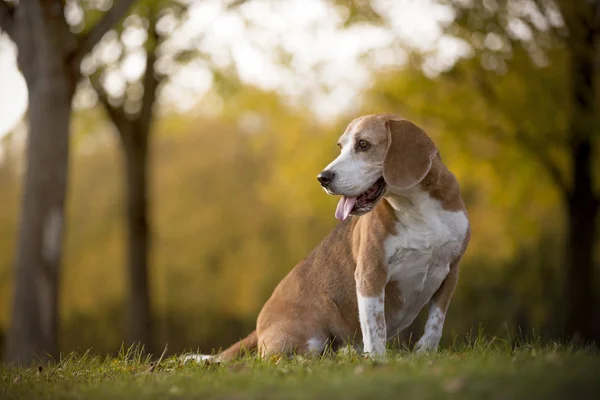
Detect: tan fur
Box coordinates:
(218, 330, 258, 361)
(431, 226, 471, 313)
(210, 114, 469, 361)
(383, 118, 438, 191)
(422, 155, 465, 212)
(353, 201, 397, 297)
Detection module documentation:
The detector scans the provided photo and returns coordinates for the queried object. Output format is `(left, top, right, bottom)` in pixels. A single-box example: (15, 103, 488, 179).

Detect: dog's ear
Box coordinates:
(383, 118, 437, 190)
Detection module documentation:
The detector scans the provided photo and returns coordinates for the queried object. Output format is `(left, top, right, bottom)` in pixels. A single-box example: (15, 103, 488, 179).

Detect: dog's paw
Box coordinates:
(414, 337, 439, 354)
(362, 349, 387, 363)
(180, 354, 219, 364)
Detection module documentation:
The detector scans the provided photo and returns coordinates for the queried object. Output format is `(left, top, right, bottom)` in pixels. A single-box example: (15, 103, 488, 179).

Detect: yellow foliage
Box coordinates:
(0, 78, 576, 353)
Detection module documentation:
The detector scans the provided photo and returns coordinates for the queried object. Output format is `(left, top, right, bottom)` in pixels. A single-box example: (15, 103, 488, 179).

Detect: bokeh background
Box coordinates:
(0, 0, 598, 361)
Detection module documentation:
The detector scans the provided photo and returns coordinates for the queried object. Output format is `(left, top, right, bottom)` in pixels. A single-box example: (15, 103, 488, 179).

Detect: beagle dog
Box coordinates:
(189, 113, 470, 361)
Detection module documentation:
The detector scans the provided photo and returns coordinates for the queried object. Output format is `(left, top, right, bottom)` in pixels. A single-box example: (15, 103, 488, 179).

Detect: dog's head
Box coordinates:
(318, 114, 437, 220)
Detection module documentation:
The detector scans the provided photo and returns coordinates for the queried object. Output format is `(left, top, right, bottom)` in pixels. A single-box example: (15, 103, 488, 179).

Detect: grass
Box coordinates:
(1, 338, 599, 400)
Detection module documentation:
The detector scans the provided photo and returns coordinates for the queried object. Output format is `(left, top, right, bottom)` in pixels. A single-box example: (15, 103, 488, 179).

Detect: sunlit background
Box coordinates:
(0, 0, 598, 357)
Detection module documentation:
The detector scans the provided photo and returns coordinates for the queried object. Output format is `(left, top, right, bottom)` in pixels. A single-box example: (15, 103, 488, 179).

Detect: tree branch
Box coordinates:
(0, 1, 15, 40)
(71, 0, 136, 67)
(486, 124, 569, 194)
(515, 131, 570, 194)
(89, 75, 130, 133)
(137, 12, 162, 136)
(473, 71, 569, 194)
(594, 0, 600, 32)
(226, 0, 250, 9)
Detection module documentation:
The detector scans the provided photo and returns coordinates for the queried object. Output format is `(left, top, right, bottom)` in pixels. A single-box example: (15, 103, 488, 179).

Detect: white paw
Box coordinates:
(363, 346, 387, 361)
(415, 337, 439, 354)
(180, 354, 215, 363)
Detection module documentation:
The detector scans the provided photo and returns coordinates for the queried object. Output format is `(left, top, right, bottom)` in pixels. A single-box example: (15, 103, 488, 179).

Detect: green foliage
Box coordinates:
(435, 0, 600, 194)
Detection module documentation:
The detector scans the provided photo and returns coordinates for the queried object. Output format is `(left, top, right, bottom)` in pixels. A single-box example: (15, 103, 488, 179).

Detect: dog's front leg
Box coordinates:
(356, 290, 386, 358)
(355, 262, 387, 359)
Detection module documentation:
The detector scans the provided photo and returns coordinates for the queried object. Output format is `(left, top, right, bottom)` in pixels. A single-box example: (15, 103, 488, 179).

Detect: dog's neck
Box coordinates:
(384, 154, 464, 213)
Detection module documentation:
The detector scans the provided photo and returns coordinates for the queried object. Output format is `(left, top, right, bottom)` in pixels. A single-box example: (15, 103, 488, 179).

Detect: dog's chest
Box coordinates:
(383, 202, 468, 330)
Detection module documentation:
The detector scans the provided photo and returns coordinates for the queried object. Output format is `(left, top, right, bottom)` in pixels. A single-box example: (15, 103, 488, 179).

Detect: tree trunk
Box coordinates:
(4, 49, 74, 364)
(564, 4, 599, 344)
(122, 129, 153, 352)
(1, 0, 136, 364)
(88, 9, 160, 354)
(566, 145, 598, 343)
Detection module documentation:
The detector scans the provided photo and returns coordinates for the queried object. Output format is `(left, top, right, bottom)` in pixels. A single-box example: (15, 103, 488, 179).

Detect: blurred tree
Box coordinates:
(0, 0, 135, 364)
(88, 3, 162, 353)
(556, 0, 600, 344)
(87, 0, 248, 352)
(442, 0, 600, 344)
(369, 0, 599, 342)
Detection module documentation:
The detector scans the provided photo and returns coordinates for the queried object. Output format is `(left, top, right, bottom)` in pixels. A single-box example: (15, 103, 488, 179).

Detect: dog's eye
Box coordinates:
(356, 139, 370, 151)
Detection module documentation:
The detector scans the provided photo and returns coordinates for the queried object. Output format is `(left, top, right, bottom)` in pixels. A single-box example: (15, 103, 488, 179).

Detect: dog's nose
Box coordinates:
(317, 170, 335, 187)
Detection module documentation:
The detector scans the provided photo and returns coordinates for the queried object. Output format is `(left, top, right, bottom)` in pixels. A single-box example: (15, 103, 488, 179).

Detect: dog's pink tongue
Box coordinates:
(335, 196, 357, 221)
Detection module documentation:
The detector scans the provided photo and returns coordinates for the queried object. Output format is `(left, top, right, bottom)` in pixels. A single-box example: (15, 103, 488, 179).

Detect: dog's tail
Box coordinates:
(218, 330, 258, 361)
(182, 330, 258, 364)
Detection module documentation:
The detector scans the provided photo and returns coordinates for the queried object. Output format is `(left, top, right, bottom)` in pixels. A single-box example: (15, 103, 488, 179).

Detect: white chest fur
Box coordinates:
(383, 191, 469, 335)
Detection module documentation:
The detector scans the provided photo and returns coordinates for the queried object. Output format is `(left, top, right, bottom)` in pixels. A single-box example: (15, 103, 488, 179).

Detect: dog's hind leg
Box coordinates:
(258, 323, 327, 359)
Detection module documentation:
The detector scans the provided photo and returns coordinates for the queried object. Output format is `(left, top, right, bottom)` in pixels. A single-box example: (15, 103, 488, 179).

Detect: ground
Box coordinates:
(1, 339, 599, 400)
